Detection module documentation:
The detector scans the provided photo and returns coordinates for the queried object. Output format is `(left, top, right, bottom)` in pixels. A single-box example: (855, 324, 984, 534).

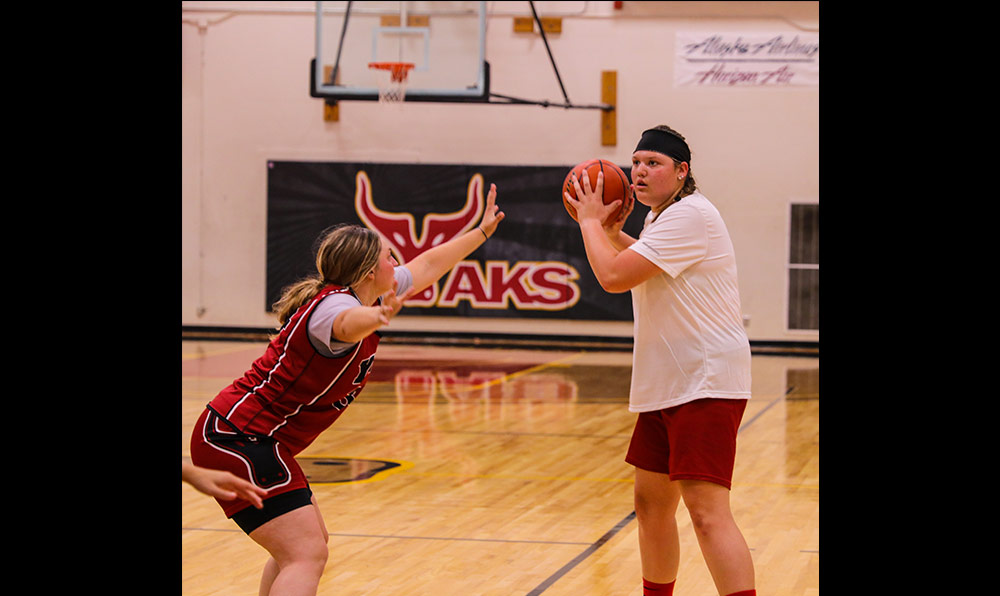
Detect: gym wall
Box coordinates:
(181, 1, 819, 346)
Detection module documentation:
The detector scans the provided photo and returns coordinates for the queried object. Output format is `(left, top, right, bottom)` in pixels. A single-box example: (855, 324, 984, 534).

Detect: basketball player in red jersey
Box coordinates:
(190, 184, 504, 596)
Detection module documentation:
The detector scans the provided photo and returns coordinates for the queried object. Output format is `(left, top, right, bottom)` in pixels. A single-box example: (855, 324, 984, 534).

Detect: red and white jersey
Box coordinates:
(206, 285, 380, 455)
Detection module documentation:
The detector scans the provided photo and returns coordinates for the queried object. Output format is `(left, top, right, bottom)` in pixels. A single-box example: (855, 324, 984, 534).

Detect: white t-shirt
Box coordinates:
(626, 192, 751, 412)
(307, 266, 414, 356)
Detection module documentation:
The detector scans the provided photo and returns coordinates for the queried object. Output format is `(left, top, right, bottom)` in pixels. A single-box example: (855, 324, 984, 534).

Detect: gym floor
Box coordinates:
(181, 340, 818, 595)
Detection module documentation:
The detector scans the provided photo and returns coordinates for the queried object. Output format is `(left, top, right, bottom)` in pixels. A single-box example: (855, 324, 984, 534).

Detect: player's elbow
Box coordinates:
(596, 272, 632, 294)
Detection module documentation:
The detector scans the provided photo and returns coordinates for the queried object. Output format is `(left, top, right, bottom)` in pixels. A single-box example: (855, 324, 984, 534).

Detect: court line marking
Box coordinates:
(407, 471, 816, 491)
(326, 426, 631, 440)
(327, 533, 590, 546)
(526, 511, 637, 596)
(182, 351, 592, 400)
(738, 393, 784, 433)
(410, 470, 634, 484)
(733, 481, 818, 490)
(180, 344, 263, 361)
(464, 352, 587, 390)
(181, 525, 593, 547)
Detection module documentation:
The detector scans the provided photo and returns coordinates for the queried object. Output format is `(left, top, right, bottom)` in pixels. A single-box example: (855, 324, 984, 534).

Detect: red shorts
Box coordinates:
(190, 408, 312, 526)
(625, 398, 747, 489)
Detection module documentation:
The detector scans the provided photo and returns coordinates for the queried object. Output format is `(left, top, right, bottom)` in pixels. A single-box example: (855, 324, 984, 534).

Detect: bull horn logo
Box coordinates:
(355, 170, 485, 306)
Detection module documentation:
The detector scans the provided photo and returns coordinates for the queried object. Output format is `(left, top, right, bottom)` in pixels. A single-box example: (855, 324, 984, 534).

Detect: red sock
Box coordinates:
(642, 578, 675, 595)
(725, 591, 756, 596)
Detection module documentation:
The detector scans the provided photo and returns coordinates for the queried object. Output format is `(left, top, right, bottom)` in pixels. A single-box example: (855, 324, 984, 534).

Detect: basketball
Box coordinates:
(562, 159, 630, 223)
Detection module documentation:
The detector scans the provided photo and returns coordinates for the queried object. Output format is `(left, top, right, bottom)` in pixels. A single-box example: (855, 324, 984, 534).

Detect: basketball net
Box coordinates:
(368, 62, 415, 105)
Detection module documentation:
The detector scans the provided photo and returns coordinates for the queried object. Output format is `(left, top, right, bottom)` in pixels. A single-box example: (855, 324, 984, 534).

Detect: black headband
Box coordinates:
(634, 128, 691, 164)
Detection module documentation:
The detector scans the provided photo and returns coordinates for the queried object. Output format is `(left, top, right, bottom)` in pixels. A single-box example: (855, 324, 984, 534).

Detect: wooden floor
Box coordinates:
(181, 340, 819, 595)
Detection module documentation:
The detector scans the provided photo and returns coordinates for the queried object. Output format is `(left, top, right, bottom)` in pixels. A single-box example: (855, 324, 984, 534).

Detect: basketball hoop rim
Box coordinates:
(368, 62, 415, 82)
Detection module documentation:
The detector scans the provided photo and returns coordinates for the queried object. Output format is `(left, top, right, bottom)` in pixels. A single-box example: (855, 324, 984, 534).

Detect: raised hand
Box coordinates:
(478, 183, 505, 238)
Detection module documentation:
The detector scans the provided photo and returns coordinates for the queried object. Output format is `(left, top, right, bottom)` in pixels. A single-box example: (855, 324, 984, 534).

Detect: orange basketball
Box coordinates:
(562, 159, 630, 222)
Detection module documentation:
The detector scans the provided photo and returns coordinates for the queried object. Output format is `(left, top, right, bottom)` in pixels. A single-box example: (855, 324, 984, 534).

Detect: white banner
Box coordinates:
(675, 32, 819, 88)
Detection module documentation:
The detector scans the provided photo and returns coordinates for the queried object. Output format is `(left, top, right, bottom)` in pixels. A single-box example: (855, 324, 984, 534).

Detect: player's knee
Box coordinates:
(686, 507, 713, 535)
(313, 542, 330, 567)
(292, 538, 329, 571)
(634, 485, 676, 521)
(685, 502, 733, 538)
(262, 529, 329, 570)
(633, 485, 655, 516)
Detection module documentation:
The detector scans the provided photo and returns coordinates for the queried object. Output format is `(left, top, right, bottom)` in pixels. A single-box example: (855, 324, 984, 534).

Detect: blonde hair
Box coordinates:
(270, 224, 382, 325)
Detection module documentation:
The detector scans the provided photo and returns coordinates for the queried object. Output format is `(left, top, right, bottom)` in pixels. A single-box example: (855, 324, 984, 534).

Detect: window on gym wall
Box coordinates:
(788, 203, 819, 331)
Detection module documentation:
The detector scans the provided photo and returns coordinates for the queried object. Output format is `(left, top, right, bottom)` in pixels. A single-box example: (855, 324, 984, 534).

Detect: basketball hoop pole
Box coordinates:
(528, 1, 569, 107)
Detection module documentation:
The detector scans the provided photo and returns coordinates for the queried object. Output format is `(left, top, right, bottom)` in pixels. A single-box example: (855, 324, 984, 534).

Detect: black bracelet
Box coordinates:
(479, 227, 489, 240)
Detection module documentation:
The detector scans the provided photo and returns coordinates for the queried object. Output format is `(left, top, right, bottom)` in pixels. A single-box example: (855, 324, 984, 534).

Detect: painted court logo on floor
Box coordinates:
(298, 457, 411, 484)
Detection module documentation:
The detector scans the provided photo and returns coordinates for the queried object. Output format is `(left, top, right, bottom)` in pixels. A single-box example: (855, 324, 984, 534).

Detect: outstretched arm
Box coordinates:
(332, 280, 415, 343)
(406, 183, 505, 292)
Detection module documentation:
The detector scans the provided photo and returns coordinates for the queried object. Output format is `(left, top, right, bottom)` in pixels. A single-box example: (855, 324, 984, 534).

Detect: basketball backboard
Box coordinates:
(311, 1, 489, 103)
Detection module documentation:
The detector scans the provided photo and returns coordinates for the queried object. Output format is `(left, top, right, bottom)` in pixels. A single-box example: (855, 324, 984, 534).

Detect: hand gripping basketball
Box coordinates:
(562, 159, 630, 224)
